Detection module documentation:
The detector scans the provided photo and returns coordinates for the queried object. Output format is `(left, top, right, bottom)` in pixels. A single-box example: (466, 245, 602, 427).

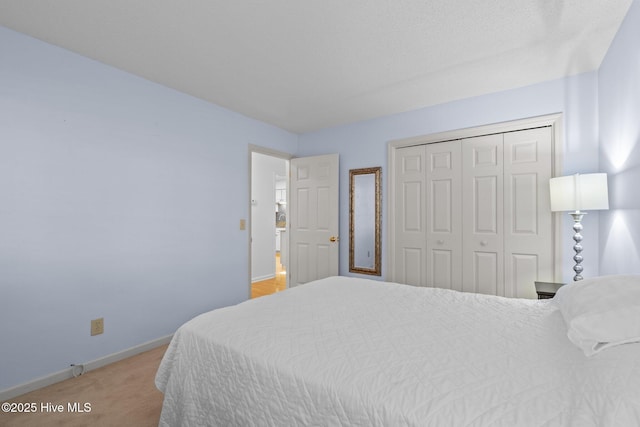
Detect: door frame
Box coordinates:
(387, 113, 564, 283)
(248, 145, 292, 297)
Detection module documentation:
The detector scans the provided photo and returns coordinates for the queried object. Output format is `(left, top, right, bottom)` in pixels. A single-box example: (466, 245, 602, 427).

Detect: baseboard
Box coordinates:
(251, 273, 276, 283)
(0, 334, 173, 402)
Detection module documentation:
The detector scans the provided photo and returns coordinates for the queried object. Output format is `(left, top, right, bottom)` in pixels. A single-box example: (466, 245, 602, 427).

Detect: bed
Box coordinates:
(155, 275, 640, 426)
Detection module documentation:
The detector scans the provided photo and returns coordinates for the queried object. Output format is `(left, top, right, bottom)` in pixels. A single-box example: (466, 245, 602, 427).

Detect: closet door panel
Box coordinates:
(431, 249, 453, 287)
(462, 134, 504, 296)
(426, 141, 462, 291)
(432, 180, 452, 232)
(474, 176, 499, 233)
(403, 182, 423, 231)
(509, 253, 538, 298)
(511, 174, 538, 233)
(473, 252, 499, 295)
(504, 127, 553, 298)
(402, 247, 424, 286)
(393, 145, 427, 286)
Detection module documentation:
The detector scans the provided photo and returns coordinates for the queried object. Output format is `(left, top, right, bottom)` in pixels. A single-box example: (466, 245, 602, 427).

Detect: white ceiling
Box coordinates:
(0, 1, 632, 133)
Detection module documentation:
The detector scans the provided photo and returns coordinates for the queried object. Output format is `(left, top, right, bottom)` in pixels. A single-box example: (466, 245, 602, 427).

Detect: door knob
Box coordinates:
(480, 240, 488, 246)
(329, 236, 339, 242)
(437, 240, 444, 245)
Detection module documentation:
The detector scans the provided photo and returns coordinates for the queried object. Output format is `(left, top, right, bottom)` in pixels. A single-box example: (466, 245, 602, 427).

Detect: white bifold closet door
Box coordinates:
(503, 128, 553, 298)
(393, 144, 427, 287)
(462, 133, 504, 296)
(426, 141, 463, 291)
(393, 127, 553, 298)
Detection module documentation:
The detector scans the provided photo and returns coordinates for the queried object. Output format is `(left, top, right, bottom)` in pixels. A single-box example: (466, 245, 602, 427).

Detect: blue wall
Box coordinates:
(298, 73, 601, 283)
(0, 26, 297, 390)
(598, 0, 640, 274)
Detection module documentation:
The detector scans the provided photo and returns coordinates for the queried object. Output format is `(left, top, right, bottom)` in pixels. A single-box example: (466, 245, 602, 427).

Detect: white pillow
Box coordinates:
(553, 275, 640, 356)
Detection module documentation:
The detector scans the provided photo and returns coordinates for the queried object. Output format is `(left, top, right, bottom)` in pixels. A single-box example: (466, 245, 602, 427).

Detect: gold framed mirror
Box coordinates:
(349, 167, 381, 276)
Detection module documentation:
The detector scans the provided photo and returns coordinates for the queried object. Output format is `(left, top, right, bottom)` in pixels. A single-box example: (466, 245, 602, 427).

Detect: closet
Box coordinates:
(392, 126, 554, 299)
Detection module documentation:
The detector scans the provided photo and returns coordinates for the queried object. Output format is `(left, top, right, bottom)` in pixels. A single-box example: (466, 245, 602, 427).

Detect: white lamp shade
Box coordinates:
(549, 173, 609, 212)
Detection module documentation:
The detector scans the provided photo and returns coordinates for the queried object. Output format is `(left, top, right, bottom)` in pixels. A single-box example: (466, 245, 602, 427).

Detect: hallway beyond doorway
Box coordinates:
(251, 253, 286, 298)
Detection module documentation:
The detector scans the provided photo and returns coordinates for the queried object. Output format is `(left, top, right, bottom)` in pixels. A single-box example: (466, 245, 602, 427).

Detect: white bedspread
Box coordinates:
(156, 276, 640, 426)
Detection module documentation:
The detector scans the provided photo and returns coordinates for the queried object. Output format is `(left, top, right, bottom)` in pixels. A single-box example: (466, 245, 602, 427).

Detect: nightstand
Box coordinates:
(535, 281, 565, 299)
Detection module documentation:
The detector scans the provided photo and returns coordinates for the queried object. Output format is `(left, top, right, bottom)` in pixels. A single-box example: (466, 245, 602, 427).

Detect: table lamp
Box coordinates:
(549, 173, 609, 281)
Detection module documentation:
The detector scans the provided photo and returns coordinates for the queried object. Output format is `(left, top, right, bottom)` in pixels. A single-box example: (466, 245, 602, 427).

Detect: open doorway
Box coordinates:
(250, 149, 290, 298)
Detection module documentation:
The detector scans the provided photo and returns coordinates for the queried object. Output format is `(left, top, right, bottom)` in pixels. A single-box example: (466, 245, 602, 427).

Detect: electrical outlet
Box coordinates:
(91, 318, 104, 336)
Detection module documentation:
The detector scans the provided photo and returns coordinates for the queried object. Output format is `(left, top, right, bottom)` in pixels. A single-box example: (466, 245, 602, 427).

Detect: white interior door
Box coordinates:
(426, 141, 462, 291)
(503, 127, 553, 298)
(289, 154, 339, 287)
(392, 142, 464, 290)
(393, 145, 427, 286)
(462, 134, 504, 296)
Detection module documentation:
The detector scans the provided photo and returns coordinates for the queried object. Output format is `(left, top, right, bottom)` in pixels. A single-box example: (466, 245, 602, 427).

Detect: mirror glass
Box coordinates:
(349, 167, 381, 275)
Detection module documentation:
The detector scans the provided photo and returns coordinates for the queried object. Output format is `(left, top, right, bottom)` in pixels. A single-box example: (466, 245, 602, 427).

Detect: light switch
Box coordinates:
(239, 219, 246, 230)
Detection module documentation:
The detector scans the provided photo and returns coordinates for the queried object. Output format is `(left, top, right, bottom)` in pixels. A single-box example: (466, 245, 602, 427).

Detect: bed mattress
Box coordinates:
(156, 276, 640, 426)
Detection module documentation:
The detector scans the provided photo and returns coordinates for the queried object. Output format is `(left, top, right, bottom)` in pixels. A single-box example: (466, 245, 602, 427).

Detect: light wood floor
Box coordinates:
(251, 253, 287, 298)
(1, 344, 168, 427)
(2, 258, 284, 426)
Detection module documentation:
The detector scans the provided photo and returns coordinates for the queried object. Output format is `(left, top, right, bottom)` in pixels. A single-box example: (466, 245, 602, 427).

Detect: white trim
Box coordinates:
(387, 113, 564, 284)
(550, 117, 564, 282)
(388, 114, 563, 149)
(0, 334, 173, 402)
(248, 144, 294, 161)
